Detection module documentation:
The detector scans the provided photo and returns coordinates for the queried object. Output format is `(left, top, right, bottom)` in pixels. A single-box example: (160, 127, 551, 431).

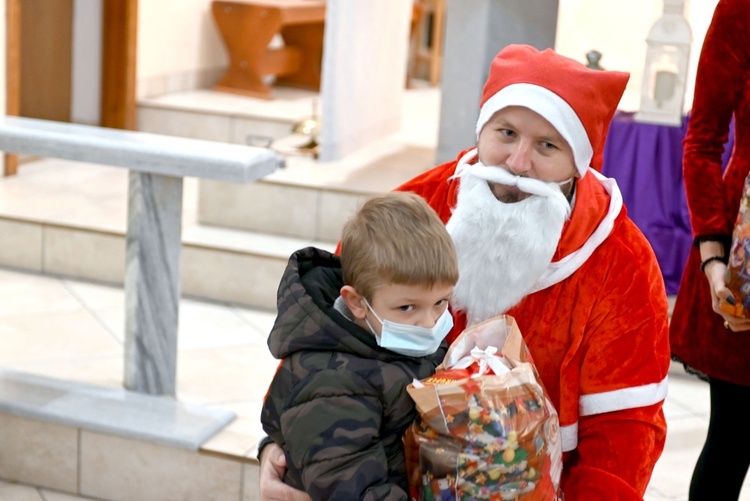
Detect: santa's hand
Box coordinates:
(259, 443, 311, 501)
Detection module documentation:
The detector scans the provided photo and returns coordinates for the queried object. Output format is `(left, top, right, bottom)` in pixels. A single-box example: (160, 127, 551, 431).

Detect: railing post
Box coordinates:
(124, 171, 184, 396)
(0, 116, 283, 396)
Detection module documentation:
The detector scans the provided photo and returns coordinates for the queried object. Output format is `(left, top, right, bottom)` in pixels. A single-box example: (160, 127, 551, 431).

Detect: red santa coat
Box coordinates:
(669, 0, 750, 386)
(396, 151, 670, 500)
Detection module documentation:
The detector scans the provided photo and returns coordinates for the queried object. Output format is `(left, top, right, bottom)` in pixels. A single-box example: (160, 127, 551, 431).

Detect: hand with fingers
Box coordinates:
(704, 257, 750, 331)
(259, 443, 311, 501)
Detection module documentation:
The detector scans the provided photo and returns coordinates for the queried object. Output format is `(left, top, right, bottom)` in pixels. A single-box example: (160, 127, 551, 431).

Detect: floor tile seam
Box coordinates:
(174, 338, 270, 354)
(0, 307, 122, 330)
(60, 278, 122, 346)
(664, 401, 710, 421)
(0, 307, 100, 321)
(0, 214, 123, 236)
(0, 189, 119, 212)
(663, 411, 708, 422)
(643, 483, 685, 500)
(227, 303, 276, 333)
(1, 349, 124, 362)
(177, 293, 274, 313)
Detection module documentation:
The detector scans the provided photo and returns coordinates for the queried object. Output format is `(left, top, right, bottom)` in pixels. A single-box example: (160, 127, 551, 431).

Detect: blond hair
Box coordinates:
(340, 192, 458, 301)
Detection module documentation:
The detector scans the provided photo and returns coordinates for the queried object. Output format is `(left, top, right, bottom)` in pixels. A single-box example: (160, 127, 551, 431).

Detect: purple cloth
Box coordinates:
(601, 111, 734, 295)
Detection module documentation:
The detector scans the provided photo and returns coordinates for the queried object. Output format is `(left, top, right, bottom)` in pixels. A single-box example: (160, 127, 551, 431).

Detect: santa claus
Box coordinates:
(395, 44, 671, 500)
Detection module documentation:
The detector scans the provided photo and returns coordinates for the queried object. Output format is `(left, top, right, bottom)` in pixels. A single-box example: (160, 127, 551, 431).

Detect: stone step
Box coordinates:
(0, 148, 423, 309)
(0, 87, 438, 308)
(1, 407, 260, 501)
(0, 205, 334, 311)
(196, 140, 435, 239)
(138, 88, 440, 239)
(0, 368, 235, 450)
(0, 367, 262, 501)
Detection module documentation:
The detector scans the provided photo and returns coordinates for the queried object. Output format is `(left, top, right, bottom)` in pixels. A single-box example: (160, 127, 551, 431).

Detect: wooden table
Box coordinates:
(212, 0, 326, 98)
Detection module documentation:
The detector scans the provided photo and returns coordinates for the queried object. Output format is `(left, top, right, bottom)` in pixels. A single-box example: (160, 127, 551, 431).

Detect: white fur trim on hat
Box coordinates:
(476, 83, 593, 177)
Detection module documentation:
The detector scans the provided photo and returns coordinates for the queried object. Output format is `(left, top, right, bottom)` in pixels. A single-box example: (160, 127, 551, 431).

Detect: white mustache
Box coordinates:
(463, 163, 568, 201)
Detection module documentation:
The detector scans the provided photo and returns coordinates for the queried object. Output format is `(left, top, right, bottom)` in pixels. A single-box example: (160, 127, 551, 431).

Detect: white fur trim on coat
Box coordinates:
(560, 377, 669, 452)
(579, 376, 669, 416)
(529, 169, 623, 293)
(559, 377, 669, 453)
(560, 422, 579, 452)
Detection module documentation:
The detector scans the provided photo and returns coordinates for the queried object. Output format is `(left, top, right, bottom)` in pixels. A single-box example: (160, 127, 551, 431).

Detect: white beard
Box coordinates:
(446, 164, 571, 326)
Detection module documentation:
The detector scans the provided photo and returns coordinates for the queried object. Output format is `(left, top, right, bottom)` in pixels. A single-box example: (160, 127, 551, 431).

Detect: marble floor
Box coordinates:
(0, 87, 748, 499)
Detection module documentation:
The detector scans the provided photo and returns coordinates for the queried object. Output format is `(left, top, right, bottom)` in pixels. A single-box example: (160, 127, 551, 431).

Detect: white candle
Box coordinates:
(654, 70, 677, 108)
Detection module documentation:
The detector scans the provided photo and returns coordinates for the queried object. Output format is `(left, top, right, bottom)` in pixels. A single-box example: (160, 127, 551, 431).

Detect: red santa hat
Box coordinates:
(476, 44, 629, 175)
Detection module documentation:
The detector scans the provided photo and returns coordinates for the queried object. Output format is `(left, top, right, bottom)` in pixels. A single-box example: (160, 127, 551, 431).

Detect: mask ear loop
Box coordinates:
(362, 297, 383, 338)
(362, 297, 384, 324)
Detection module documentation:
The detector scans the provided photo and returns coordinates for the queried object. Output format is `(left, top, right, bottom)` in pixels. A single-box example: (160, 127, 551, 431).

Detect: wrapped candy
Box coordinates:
(405, 315, 562, 501)
(724, 174, 750, 318)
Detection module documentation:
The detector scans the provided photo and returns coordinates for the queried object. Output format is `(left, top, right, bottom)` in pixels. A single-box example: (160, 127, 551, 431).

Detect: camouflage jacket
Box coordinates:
(261, 246, 446, 501)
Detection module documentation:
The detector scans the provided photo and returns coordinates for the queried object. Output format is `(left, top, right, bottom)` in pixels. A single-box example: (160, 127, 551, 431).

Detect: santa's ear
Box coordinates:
(341, 285, 367, 320)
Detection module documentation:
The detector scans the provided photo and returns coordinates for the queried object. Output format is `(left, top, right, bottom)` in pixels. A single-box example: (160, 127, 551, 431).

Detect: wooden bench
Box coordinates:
(0, 116, 284, 396)
(212, 0, 326, 98)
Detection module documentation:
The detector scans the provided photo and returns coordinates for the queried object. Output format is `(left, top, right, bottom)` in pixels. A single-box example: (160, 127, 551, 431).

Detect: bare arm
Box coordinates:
(259, 443, 311, 501)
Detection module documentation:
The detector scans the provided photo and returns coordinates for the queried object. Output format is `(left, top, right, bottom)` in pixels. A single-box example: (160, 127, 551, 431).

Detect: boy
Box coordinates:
(260, 191, 458, 501)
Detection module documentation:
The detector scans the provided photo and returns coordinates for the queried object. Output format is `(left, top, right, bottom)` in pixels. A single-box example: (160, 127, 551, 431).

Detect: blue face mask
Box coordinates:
(363, 298, 454, 357)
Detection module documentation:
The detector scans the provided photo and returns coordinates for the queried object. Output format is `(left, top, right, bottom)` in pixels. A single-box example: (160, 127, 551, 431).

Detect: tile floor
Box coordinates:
(1, 87, 749, 499)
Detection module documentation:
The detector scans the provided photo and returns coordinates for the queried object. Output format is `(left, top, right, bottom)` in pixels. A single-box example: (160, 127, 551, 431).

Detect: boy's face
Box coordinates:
(365, 282, 454, 334)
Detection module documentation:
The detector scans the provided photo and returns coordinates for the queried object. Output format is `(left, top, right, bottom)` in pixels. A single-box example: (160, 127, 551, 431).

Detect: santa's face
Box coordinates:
(446, 109, 577, 325)
(477, 106, 578, 202)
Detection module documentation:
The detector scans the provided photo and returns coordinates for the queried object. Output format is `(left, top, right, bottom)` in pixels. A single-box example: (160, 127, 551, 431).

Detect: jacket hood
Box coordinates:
(268, 246, 440, 363)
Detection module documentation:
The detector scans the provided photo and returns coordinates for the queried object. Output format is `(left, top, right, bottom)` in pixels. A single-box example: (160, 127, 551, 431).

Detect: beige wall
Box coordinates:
(0, 0, 725, 132)
(134, 0, 720, 110)
(555, 0, 720, 113)
(136, 0, 227, 99)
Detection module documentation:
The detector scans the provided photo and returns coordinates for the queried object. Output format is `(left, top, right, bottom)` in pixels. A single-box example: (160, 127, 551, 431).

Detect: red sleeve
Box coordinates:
(561, 221, 668, 499)
(683, 0, 750, 238)
(561, 403, 667, 500)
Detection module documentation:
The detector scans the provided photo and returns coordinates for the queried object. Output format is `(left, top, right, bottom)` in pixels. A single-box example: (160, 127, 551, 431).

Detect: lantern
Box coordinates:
(634, 0, 692, 127)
